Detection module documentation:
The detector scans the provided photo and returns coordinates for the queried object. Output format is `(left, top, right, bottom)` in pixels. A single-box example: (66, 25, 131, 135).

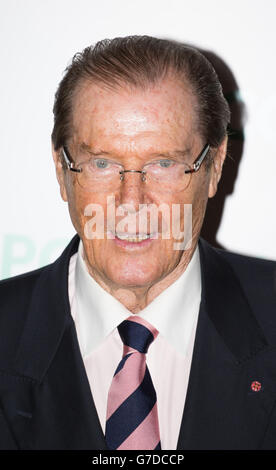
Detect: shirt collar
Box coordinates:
(75, 240, 201, 358)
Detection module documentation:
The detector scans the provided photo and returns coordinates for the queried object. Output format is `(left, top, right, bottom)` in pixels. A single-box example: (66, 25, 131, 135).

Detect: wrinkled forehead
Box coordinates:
(70, 77, 201, 152)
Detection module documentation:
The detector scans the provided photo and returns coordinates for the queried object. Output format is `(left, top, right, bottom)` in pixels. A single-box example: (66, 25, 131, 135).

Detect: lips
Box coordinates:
(115, 233, 150, 242)
(106, 230, 159, 244)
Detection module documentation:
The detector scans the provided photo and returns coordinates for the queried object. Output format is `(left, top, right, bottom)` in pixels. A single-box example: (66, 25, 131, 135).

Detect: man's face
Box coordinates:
(53, 76, 226, 291)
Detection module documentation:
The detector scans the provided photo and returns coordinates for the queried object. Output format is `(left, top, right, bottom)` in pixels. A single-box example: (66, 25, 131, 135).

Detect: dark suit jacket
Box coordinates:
(0, 234, 276, 450)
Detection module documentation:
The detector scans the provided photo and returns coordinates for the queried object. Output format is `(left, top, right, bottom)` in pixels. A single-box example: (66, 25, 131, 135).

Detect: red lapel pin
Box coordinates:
(251, 381, 262, 392)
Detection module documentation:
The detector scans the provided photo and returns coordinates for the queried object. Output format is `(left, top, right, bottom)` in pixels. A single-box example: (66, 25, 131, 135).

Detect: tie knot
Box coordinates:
(117, 316, 159, 354)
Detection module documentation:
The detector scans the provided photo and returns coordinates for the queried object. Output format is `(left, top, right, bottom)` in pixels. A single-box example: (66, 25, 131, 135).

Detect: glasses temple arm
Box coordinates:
(62, 147, 82, 173)
(185, 143, 210, 174)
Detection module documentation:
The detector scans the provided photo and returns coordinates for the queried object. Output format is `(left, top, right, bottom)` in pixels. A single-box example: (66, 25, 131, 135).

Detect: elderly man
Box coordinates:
(0, 36, 276, 451)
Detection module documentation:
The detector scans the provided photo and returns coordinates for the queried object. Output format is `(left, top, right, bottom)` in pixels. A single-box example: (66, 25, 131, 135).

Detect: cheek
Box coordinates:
(67, 187, 113, 246)
(190, 175, 210, 226)
(169, 174, 210, 236)
(66, 181, 94, 236)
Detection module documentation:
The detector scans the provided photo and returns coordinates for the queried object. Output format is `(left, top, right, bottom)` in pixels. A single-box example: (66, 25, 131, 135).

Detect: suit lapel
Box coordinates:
(177, 238, 276, 449)
(4, 234, 107, 449)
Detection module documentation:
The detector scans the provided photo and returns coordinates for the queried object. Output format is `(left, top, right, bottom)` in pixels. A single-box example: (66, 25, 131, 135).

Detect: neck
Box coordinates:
(82, 241, 198, 313)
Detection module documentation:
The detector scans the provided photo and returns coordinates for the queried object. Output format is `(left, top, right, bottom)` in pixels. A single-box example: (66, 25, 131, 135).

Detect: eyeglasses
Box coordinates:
(62, 143, 210, 193)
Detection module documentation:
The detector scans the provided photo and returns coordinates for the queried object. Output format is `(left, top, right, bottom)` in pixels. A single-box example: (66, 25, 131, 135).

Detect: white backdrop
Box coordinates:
(0, 0, 275, 279)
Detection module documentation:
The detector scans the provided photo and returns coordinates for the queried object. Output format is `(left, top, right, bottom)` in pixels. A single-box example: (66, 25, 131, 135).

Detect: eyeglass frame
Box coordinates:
(61, 142, 210, 183)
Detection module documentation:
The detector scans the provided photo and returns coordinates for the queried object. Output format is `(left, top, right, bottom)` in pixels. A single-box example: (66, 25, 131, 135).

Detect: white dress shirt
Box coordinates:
(68, 240, 201, 450)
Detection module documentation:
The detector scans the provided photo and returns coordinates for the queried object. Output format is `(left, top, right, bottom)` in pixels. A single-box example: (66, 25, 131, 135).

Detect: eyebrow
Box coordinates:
(79, 142, 192, 158)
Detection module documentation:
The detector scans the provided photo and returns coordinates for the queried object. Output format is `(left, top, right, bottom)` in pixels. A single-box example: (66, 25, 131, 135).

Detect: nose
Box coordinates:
(118, 170, 147, 212)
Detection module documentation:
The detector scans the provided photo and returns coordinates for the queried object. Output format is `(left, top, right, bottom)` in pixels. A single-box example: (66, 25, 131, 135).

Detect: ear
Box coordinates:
(52, 143, 68, 202)
(208, 136, 228, 198)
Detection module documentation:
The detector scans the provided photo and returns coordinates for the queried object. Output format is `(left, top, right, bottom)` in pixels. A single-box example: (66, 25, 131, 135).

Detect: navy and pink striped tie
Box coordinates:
(105, 315, 161, 450)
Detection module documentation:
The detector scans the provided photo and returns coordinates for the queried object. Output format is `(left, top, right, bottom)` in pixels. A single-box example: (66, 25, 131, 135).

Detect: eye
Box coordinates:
(95, 158, 110, 169)
(158, 159, 174, 168)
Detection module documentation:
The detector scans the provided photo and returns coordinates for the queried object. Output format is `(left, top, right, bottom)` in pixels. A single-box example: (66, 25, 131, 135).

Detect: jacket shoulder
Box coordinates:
(0, 266, 51, 368)
(217, 245, 276, 267)
(0, 265, 49, 306)
(0, 235, 79, 371)
(216, 246, 276, 286)
(211, 244, 276, 341)
(0, 232, 79, 310)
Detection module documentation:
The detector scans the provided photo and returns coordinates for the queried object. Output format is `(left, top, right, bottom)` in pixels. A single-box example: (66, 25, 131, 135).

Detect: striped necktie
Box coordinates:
(105, 315, 162, 450)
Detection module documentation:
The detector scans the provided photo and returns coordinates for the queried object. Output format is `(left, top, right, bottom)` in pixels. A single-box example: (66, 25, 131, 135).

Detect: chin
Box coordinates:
(106, 267, 159, 288)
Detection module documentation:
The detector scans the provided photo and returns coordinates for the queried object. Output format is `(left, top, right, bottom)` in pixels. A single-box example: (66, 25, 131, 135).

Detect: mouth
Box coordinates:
(115, 232, 153, 242)
(107, 231, 159, 247)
